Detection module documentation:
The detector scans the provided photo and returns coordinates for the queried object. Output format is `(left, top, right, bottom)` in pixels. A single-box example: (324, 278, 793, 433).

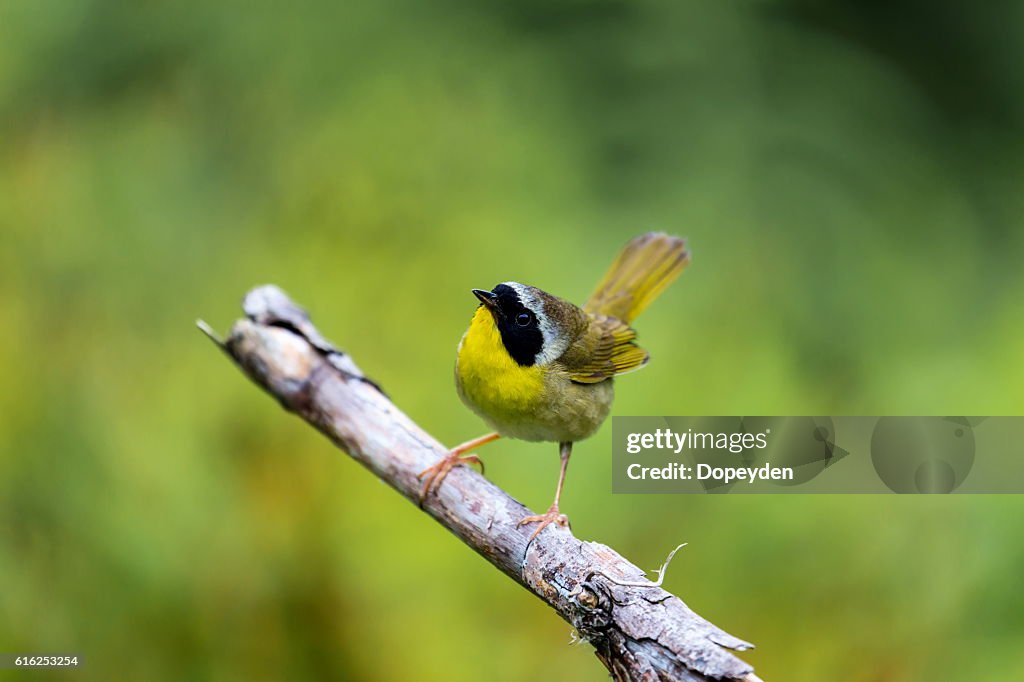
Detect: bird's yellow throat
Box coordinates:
(457, 306, 545, 413)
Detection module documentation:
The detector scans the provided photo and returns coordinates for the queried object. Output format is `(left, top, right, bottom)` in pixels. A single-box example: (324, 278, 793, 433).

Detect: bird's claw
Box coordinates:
(418, 451, 485, 502)
(518, 505, 571, 540)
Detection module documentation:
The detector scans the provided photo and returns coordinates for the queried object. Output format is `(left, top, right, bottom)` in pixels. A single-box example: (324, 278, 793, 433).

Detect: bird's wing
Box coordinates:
(558, 314, 649, 384)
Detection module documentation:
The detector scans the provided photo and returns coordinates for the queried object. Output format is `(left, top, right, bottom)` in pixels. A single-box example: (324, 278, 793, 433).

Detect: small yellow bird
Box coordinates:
(419, 232, 690, 538)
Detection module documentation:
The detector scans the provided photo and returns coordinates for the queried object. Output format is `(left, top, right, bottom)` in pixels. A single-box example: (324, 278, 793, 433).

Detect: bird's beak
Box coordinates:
(472, 288, 498, 311)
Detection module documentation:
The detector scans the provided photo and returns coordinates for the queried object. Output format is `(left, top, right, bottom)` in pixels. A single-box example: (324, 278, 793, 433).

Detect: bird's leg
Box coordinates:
(518, 441, 573, 540)
(418, 432, 500, 502)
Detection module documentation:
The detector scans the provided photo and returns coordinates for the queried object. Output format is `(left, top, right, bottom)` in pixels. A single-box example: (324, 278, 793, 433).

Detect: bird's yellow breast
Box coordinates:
(455, 306, 614, 442)
(456, 306, 545, 417)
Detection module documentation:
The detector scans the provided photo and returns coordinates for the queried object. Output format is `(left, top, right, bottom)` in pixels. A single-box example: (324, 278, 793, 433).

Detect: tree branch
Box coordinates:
(199, 285, 760, 682)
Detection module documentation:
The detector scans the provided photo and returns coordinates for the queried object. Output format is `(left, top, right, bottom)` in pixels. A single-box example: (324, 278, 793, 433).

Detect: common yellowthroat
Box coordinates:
(419, 232, 690, 538)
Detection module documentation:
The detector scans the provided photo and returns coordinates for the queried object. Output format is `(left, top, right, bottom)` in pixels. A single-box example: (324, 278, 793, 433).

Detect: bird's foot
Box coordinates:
(417, 449, 485, 502)
(518, 504, 570, 540)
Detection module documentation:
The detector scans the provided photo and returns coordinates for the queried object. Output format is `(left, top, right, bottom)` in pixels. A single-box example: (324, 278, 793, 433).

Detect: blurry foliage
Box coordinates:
(1, 1, 1022, 680)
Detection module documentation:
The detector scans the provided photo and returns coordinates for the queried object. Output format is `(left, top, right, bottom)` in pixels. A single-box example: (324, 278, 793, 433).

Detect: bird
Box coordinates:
(419, 232, 690, 539)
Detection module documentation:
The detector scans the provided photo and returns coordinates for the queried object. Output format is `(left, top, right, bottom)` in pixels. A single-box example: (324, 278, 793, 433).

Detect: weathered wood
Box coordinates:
(199, 285, 760, 682)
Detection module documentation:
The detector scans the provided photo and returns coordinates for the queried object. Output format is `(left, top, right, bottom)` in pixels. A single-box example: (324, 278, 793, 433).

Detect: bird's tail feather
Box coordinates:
(583, 232, 689, 324)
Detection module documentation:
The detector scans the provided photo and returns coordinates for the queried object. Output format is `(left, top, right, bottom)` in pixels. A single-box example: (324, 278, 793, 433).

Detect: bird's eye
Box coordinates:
(516, 312, 532, 327)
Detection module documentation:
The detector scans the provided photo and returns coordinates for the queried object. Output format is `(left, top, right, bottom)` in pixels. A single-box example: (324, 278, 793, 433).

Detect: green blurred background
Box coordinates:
(2, 1, 1023, 680)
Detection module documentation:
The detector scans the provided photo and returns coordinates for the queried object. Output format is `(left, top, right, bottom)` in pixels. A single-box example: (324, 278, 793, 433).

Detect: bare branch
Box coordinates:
(201, 285, 759, 682)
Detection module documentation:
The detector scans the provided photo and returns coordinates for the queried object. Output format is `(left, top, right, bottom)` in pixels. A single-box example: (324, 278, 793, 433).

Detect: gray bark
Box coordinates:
(198, 285, 760, 682)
